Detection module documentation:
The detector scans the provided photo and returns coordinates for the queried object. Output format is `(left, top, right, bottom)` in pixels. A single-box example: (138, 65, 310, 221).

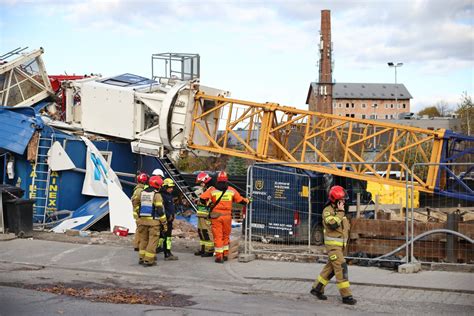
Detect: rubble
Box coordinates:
(172, 219, 199, 239)
(21, 282, 195, 307)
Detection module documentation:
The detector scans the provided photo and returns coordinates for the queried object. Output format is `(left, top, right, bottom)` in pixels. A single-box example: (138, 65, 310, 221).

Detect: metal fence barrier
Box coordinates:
(409, 162, 474, 265)
(243, 162, 411, 266)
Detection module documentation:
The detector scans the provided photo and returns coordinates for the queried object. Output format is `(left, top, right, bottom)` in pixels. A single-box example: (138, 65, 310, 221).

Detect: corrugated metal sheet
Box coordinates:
(52, 197, 109, 231)
(0, 107, 42, 154)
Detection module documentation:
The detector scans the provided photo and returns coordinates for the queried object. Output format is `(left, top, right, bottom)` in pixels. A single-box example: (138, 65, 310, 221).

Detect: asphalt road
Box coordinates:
(0, 239, 473, 315)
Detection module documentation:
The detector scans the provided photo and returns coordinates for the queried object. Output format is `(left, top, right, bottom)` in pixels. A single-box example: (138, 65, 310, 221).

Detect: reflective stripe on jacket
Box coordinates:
(139, 188, 165, 220)
(132, 184, 147, 215)
(199, 185, 244, 216)
(322, 204, 350, 248)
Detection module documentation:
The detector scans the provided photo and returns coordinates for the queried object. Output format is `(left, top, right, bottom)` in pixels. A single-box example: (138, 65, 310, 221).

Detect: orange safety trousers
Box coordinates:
(211, 215, 232, 258)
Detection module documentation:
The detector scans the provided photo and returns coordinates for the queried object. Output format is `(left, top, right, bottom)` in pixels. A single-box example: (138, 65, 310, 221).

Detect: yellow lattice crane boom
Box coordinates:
(188, 92, 449, 193)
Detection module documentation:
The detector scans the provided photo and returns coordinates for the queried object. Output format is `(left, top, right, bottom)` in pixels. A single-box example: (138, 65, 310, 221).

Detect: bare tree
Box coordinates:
(456, 92, 473, 136)
(435, 100, 453, 117)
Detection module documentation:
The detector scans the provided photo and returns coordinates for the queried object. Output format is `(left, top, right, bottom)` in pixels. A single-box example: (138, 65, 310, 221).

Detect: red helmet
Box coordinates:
(217, 171, 228, 182)
(196, 172, 212, 184)
(149, 176, 164, 189)
(137, 173, 149, 184)
(329, 185, 346, 203)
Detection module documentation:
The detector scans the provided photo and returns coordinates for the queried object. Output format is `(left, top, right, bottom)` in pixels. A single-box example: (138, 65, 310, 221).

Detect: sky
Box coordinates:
(1, 0, 473, 113)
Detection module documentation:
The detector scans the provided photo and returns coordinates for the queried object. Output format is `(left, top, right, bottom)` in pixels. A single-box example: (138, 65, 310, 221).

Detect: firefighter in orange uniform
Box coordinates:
(311, 185, 357, 305)
(199, 171, 249, 263)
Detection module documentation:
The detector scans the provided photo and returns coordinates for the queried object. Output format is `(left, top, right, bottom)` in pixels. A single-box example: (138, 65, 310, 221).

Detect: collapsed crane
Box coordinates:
(1, 50, 472, 201)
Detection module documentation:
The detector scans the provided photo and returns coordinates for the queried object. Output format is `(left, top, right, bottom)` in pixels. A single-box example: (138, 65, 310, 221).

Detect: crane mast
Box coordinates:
(188, 92, 471, 195)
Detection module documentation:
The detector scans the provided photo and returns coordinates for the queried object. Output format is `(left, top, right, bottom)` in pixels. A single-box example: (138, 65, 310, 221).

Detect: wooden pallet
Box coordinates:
(348, 218, 474, 262)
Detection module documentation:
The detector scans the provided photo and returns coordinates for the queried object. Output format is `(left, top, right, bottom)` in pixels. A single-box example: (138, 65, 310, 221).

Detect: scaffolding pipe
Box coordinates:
(375, 229, 473, 260)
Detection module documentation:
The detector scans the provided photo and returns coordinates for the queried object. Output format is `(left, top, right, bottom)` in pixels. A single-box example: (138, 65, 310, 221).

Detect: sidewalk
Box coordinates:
(230, 259, 474, 293)
(0, 239, 473, 313)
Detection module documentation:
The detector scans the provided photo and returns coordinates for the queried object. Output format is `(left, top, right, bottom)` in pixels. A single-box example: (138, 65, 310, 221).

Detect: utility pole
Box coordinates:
(388, 62, 403, 112)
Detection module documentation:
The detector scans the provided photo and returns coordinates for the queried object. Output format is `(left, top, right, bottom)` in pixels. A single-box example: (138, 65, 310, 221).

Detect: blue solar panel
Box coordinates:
(100, 73, 155, 87)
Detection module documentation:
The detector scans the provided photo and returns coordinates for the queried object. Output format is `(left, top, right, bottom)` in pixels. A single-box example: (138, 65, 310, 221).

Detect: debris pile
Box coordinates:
(172, 220, 198, 239)
(23, 283, 195, 307)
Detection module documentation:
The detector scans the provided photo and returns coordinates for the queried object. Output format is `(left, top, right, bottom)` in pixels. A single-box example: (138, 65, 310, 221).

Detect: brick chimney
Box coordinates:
(312, 10, 333, 114)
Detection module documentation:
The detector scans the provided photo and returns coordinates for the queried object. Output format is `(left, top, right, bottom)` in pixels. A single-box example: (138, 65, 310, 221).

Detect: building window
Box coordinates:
(362, 114, 366, 119)
(100, 151, 113, 166)
(345, 114, 350, 117)
(385, 115, 389, 119)
(403, 104, 406, 108)
(346, 103, 349, 108)
(351, 114, 355, 118)
(351, 103, 355, 108)
(385, 104, 388, 109)
(339, 103, 342, 108)
(362, 104, 366, 108)
(333, 102, 337, 108)
(391, 104, 394, 108)
(397, 104, 400, 109)
(374, 103, 377, 108)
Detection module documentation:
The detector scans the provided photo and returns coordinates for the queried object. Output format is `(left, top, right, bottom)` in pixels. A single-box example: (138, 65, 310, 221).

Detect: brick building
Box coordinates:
(306, 82, 412, 119)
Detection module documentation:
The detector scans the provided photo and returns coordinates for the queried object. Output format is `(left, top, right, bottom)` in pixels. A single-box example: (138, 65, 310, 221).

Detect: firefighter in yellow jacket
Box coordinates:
(311, 185, 357, 305)
(133, 175, 167, 266)
(131, 172, 149, 251)
(194, 172, 214, 257)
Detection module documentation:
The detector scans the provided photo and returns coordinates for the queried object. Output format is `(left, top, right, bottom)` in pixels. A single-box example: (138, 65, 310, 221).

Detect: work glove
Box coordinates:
(336, 200, 345, 211)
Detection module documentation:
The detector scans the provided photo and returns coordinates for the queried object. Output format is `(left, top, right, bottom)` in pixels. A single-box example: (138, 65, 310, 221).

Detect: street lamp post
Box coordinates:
(388, 62, 403, 116)
(371, 104, 377, 150)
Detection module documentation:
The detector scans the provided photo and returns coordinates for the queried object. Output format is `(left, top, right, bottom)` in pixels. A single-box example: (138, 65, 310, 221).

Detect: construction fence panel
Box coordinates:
(246, 164, 312, 255)
(409, 163, 474, 265)
(244, 162, 411, 266)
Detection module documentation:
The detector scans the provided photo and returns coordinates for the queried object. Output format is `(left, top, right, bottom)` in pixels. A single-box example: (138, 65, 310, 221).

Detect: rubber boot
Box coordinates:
(138, 258, 144, 265)
(201, 251, 214, 257)
(310, 283, 327, 300)
(164, 249, 179, 261)
(194, 245, 204, 256)
(215, 253, 224, 264)
(342, 296, 357, 305)
(223, 250, 229, 261)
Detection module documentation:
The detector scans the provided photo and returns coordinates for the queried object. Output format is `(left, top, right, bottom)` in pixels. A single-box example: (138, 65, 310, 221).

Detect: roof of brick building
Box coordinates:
(308, 82, 412, 102)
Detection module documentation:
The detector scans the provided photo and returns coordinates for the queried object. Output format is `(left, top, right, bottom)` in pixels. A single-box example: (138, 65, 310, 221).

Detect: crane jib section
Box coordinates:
(188, 92, 450, 193)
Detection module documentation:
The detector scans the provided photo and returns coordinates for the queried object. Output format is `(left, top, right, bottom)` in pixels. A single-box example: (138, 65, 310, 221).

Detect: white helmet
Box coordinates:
(152, 168, 164, 177)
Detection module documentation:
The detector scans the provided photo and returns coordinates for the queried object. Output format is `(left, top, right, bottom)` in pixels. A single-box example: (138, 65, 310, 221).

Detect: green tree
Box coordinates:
(226, 155, 248, 176)
(456, 91, 473, 136)
(418, 106, 440, 118)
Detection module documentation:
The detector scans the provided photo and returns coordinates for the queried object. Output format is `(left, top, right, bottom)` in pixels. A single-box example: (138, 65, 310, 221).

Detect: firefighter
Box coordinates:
(194, 172, 215, 257)
(200, 171, 249, 263)
(311, 185, 357, 305)
(152, 168, 165, 178)
(158, 178, 179, 261)
(131, 172, 149, 251)
(134, 176, 167, 266)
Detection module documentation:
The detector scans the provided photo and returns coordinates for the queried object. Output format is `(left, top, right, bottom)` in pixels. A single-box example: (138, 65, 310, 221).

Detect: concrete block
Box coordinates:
(238, 253, 256, 263)
(398, 262, 422, 274)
